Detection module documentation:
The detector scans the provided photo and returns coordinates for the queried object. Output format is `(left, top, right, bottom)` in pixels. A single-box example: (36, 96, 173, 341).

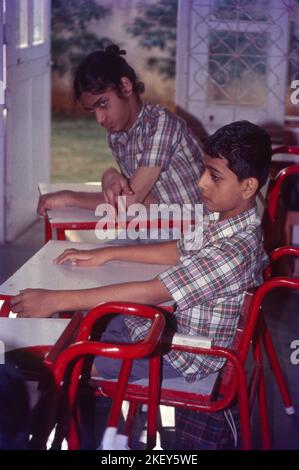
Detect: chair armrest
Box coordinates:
(47, 316, 165, 385)
(76, 302, 165, 343)
(270, 246, 299, 261)
(45, 311, 84, 365)
(264, 246, 299, 278)
(45, 303, 165, 377)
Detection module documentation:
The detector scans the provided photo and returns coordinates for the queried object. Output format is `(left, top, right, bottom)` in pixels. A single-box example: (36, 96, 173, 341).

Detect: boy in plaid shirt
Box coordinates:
(12, 120, 272, 449)
(37, 44, 203, 216)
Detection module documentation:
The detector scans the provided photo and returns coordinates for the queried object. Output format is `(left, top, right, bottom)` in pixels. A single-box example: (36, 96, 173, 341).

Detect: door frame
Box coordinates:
(0, 0, 4, 243)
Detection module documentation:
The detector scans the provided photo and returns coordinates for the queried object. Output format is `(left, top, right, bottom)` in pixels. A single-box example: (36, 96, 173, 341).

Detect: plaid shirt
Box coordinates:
(125, 206, 268, 381)
(108, 103, 203, 205)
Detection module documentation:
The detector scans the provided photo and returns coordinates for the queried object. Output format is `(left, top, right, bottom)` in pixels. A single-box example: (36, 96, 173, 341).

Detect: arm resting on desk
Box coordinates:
(54, 240, 179, 267)
(10, 278, 172, 318)
(37, 190, 105, 215)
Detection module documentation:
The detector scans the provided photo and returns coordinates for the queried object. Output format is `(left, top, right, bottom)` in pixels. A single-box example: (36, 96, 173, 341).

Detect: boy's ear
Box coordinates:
(242, 177, 259, 199)
(120, 77, 133, 97)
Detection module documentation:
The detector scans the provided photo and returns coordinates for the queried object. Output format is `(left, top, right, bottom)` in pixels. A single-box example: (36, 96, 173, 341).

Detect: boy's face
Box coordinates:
(80, 86, 135, 133)
(198, 154, 256, 220)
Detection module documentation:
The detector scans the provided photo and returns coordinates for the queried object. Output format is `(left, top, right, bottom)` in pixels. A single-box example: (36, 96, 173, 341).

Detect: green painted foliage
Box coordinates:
(51, 0, 112, 75)
(127, 0, 177, 78)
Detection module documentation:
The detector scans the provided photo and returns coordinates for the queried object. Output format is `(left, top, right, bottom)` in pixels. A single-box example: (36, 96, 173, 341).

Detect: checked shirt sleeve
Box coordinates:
(158, 237, 251, 311)
(138, 111, 177, 170)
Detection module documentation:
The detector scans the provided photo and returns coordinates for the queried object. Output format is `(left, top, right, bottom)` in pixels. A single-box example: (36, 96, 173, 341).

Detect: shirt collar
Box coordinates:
(109, 104, 146, 147)
(204, 205, 260, 242)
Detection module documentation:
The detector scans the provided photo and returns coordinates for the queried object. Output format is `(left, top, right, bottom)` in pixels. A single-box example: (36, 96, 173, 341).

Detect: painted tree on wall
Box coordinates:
(52, 0, 112, 75)
(127, 0, 177, 79)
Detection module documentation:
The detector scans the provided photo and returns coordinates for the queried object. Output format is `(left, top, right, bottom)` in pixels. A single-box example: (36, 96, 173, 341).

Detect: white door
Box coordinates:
(176, 0, 289, 137)
(0, 1, 4, 243)
(5, 0, 51, 241)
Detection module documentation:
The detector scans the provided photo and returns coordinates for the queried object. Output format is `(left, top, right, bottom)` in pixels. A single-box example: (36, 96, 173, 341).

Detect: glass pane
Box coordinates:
(212, 0, 270, 22)
(208, 31, 268, 106)
(16, 0, 29, 48)
(33, 0, 44, 44)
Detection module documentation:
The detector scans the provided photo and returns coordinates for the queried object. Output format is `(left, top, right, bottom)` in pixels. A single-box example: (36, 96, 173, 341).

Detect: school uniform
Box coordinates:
(95, 206, 267, 449)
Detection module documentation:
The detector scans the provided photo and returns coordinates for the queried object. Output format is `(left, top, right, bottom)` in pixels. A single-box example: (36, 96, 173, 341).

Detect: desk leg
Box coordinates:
(0, 300, 11, 317)
(57, 229, 66, 241)
(45, 217, 52, 243)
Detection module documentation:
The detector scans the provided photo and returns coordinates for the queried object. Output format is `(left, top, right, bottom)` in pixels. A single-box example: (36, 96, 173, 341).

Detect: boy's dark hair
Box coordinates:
(203, 120, 272, 187)
(73, 44, 145, 101)
(0, 362, 30, 450)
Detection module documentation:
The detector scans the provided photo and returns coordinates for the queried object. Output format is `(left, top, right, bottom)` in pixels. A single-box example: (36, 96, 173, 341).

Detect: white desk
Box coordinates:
(272, 153, 299, 163)
(38, 183, 187, 243)
(39, 183, 102, 241)
(0, 317, 70, 353)
(0, 241, 171, 357)
(39, 182, 101, 194)
(0, 241, 169, 298)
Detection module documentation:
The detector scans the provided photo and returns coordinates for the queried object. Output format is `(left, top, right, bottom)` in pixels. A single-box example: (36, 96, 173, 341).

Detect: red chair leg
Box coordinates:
(260, 316, 295, 414)
(236, 365, 252, 450)
(146, 354, 161, 449)
(107, 360, 133, 428)
(123, 401, 140, 446)
(67, 358, 88, 450)
(253, 340, 271, 450)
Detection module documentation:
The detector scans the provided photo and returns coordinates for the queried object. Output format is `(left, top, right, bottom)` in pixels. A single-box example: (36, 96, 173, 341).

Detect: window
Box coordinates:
(33, 0, 44, 45)
(16, 0, 29, 48)
(16, 0, 45, 48)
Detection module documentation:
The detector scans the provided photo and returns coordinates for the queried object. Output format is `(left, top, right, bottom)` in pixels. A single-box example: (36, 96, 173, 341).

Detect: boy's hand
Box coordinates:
(54, 248, 111, 266)
(37, 191, 73, 216)
(102, 168, 134, 210)
(10, 289, 58, 318)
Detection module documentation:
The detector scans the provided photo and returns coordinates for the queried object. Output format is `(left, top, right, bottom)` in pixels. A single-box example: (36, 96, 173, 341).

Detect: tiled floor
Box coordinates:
(0, 219, 299, 450)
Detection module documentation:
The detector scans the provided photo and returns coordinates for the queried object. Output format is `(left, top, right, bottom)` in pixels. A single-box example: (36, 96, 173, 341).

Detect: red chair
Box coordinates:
(37, 277, 299, 451)
(264, 165, 299, 251)
(258, 247, 299, 418)
(29, 302, 165, 450)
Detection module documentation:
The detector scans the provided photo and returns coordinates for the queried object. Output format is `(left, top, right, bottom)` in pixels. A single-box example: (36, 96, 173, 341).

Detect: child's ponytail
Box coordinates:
(105, 44, 126, 58)
(73, 44, 145, 101)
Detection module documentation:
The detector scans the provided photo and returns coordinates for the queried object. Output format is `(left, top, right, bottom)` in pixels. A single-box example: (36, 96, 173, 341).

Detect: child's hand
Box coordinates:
(54, 248, 110, 267)
(102, 169, 134, 210)
(10, 289, 58, 318)
(37, 191, 73, 216)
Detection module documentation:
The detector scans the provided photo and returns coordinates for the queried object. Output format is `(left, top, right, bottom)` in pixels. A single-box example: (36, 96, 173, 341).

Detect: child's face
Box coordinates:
(80, 88, 135, 132)
(198, 154, 254, 220)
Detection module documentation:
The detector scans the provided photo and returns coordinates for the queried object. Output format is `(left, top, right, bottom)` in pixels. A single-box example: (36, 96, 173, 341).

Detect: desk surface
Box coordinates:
(272, 153, 299, 163)
(39, 183, 101, 225)
(0, 241, 169, 297)
(0, 317, 70, 352)
(39, 182, 101, 194)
